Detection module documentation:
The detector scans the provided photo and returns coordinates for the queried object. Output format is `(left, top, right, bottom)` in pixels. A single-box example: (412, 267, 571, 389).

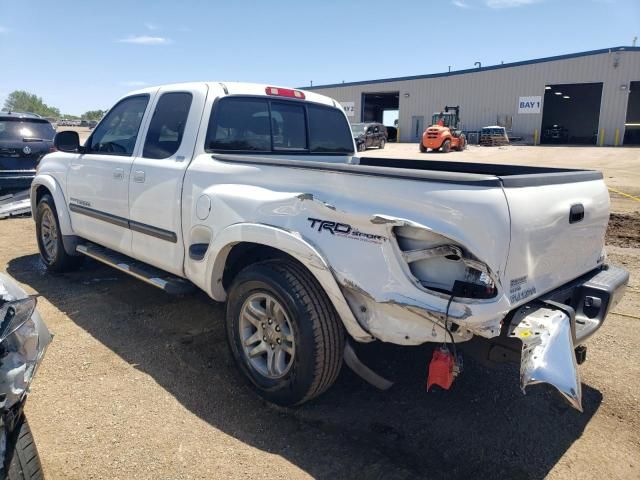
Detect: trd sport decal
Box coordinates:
(307, 218, 386, 244)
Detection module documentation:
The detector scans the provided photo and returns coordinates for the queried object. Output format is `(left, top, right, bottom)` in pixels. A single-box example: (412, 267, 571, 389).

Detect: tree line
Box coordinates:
(1, 90, 105, 121)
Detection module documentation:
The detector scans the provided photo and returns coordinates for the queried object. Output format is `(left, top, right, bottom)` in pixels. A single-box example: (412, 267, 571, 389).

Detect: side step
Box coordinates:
(76, 244, 196, 295)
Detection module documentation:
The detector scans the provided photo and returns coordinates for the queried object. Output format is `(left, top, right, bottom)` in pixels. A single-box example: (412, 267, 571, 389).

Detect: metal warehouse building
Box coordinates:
(305, 46, 640, 146)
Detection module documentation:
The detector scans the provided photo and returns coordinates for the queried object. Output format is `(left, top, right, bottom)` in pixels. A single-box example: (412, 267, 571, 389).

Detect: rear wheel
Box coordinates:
(419, 142, 427, 153)
(35, 194, 83, 272)
(456, 134, 466, 151)
(441, 139, 451, 153)
(226, 259, 345, 406)
(379, 139, 385, 149)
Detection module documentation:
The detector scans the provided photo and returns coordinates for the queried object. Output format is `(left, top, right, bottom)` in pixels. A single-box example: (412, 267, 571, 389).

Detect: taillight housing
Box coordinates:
(394, 226, 497, 299)
(265, 86, 305, 99)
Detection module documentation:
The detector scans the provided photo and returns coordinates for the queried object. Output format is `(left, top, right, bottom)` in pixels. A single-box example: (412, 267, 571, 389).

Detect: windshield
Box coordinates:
(0, 119, 55, 141)
(351, 124, 366, 135)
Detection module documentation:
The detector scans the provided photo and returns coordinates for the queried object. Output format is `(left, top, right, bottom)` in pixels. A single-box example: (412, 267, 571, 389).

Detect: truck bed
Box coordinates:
(213, 154, 602, 188)
(359, 157, 603, 187)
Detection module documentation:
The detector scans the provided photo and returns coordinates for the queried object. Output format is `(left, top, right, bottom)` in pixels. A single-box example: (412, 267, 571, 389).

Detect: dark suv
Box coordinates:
(0, 112, 55, 192)
(351, 122, 387, 152)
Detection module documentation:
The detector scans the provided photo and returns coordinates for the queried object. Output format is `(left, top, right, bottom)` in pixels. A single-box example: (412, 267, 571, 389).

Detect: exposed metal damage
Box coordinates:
(510, 305, 582, 411)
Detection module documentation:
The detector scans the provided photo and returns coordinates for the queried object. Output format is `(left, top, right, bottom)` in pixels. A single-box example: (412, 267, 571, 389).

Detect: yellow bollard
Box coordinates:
(533, 128, 538, 145)
(614, 128, 620, 146)
(599, 128, 605, 146)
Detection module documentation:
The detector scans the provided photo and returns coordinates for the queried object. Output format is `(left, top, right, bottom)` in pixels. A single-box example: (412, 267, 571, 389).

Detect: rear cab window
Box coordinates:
(205, 96, 354, 155)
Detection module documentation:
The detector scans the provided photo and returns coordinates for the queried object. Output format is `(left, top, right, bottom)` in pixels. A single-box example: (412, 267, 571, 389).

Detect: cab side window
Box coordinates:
(88, 95, 149, 156)
(143, 92, 193, 159)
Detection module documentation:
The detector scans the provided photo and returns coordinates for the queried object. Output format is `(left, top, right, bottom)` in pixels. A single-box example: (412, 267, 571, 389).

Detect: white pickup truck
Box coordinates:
(30, 82, 628, 411)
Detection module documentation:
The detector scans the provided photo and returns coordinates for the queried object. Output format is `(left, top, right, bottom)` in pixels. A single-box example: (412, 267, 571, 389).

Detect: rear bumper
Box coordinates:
(540, 263, 629, 344)
(467, 264, 628, 411)
(0, 171, 36, 191)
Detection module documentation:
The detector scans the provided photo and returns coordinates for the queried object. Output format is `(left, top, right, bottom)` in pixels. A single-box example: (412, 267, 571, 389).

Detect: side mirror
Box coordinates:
(54, 131, 82, 153)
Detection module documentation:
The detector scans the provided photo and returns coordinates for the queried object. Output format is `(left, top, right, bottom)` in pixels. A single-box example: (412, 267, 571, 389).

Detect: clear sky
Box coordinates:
(1, 0, 638, 115)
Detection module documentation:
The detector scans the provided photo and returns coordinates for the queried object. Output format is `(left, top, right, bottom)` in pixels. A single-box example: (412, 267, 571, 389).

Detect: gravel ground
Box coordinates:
(1, 144, 638, 479)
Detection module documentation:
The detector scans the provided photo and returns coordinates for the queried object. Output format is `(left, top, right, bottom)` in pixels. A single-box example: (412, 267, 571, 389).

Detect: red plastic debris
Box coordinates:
(426, 347, 455, 391)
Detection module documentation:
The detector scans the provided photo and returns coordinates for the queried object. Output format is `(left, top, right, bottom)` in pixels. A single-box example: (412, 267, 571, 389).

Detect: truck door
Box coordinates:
(128, 85, 208, 276)
(67, 93, 155, 254)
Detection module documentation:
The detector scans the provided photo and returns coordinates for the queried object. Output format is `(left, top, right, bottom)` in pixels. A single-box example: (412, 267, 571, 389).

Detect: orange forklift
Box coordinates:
(419, 106, 466, 153)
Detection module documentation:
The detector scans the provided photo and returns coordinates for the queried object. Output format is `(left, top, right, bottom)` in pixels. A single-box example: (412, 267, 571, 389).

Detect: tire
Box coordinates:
(419, 142, 427, 153)
(4, 418, 44, 480)
(226, 259, 345, 406)
(35, 194, 84, 272)
(441, 139, 451, 153)
(379, 139, 385, 149)
(358, 143, 366, 152)
(456, 134, 466, 151)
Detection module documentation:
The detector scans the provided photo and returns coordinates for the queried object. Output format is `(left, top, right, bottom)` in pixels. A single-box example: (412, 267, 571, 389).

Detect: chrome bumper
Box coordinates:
(510, 264, 629, 411)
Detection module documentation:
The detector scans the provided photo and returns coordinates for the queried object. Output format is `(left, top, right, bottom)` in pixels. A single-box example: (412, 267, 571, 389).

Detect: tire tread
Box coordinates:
(6, 418, 44, 480)
(257, 260, 344, 403)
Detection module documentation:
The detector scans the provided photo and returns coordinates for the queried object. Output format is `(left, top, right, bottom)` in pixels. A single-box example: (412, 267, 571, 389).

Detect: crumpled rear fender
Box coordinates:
(190, 222, 374, 343)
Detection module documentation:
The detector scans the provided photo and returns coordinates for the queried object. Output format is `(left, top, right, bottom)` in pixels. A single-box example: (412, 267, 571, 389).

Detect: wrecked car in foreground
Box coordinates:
(0, 273, 51, 479)
(30, 82, 628, 411)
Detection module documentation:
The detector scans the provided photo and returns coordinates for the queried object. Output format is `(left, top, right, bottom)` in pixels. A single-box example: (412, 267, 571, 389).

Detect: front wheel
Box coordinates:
(226, 259, 345, 406)
(35, 194, 83, 272)
(3, 417, 44, 480)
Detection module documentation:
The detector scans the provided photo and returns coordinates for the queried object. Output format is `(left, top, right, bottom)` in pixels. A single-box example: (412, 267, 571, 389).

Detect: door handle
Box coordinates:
(113, 168, 124, 180)
(133, 170, 146, 183)
(569, 204, 584, 224)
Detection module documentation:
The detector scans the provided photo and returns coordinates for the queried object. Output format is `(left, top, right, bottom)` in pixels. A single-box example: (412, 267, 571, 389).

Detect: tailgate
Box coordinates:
(502, 178, 609, 307)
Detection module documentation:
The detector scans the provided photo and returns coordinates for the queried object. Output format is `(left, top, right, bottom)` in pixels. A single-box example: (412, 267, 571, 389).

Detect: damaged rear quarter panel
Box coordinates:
(182, 154, 513, 345)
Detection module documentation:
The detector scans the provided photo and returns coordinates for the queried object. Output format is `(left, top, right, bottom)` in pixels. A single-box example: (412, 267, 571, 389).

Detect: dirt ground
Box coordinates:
(1, 144, 639, 479)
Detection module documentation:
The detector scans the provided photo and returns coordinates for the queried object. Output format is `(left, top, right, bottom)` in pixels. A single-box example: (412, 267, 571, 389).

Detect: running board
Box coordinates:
(76, 244, 196, 295)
